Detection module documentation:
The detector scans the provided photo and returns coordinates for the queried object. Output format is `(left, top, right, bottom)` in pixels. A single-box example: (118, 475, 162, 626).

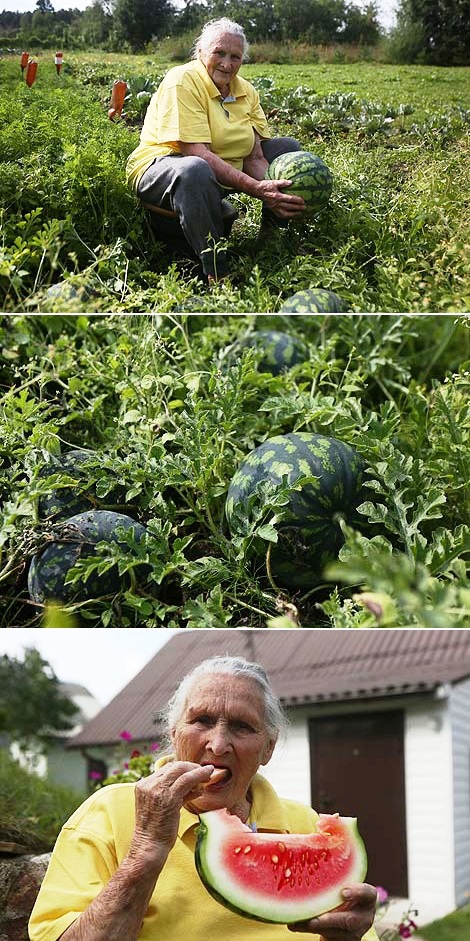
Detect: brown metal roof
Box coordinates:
(69, 630, 470, 748)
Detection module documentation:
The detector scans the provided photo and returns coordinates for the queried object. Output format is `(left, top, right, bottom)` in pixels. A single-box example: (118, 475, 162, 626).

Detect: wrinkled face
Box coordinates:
(199, 32, 244, 92)
(171, 673, 276, 817)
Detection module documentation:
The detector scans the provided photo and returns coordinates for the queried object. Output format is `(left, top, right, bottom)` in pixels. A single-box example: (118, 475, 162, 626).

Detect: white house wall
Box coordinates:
(260, 706, 312, 805)
(404, 694, 456, 921)
(450, 677, 470, 908)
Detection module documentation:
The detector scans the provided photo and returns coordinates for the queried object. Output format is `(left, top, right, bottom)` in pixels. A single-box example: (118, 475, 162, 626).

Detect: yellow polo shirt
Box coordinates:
(126, 57, 271, 191)
(28, 767, 379, 941)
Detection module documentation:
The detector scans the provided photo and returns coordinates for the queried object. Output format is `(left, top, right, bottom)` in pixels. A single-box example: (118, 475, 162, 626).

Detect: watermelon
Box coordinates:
(231, 331, 308, 376)
(280, 288, 347, 313)
(195, 809, 367, 924)
(266, 151, 333, 216)
(37, 450, 99, 520)
(28, 510, 147, 604)
(225, 432, 365, 590)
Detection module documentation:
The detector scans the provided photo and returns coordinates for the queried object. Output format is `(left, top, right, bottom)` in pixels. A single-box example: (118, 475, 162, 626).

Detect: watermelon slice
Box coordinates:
(195, 809, 367, 924)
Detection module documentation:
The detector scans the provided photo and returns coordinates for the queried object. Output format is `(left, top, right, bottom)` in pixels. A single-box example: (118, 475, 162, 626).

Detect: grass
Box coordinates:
(0, 750, 83, 850)
(419, 904, 470, 941)
(0, 52, 469, 312)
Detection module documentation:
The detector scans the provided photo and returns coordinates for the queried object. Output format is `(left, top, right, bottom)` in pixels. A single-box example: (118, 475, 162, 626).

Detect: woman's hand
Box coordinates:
(255, 178, 306, 218)
(287, 883, 378, 940)
(130, 761, 214, 865)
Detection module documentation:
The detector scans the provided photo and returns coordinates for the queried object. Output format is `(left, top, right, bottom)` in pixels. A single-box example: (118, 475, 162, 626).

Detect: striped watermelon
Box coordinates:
(234, 331, 308, 375)
(266, 151, 333, 215)
(28, 510, 147, 604)
(225, 432, 365, 590)
(280, 288, 347, 313)
(38, 450, 99, 520)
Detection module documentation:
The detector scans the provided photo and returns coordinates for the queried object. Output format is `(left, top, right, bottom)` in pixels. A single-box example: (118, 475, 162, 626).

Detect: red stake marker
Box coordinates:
(108, 79, 127, 120)
(25, 58, 38, 88)
(55, 51, 64, 75)
(21, 51, 29, 73)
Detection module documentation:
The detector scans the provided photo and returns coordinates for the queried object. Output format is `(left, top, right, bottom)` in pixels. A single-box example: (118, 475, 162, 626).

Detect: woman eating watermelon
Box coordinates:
(29, 656, 379, 941)
(126, 17, 306, 282)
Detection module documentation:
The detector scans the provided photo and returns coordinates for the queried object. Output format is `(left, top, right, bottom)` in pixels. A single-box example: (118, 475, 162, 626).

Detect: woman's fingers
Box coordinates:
(259, 179, 306, 216)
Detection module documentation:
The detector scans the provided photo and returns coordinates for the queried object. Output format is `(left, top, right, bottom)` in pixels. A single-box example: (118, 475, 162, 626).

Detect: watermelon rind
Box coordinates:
(266, 151, 333, 216)
(280, 288, 347, 314)
(195, 809, 367, 924)
(225, 432, 365, 590)
(28, 510, 147, 604)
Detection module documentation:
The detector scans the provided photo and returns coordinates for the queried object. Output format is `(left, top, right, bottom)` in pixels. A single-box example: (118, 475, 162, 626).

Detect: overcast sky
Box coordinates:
(0, 629, 178, 707)
(4, 2, 399, 31)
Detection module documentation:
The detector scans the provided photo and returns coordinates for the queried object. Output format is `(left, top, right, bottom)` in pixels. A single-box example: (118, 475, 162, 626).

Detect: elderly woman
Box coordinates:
(126, 18, 306, 281)
(29, 655, 379, 941)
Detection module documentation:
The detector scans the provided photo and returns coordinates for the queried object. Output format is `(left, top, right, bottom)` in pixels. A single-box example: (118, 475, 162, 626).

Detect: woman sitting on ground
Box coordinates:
(126, 17, 305, 282)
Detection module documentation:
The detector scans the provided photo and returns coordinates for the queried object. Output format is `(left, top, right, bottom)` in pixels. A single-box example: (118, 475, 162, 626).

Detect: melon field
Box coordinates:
(1, 313, 469, 629)
(1, 52, 469, 313)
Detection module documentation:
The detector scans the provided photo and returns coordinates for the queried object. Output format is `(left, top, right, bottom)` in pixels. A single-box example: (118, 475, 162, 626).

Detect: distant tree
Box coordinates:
(393, 0, 470, 64)
(0, 648, 77, 752)
(36, 0, 55, 12)
(112, 0, 175, 51)
(340, 2, 381, 44)
(77, 0, 112, 46)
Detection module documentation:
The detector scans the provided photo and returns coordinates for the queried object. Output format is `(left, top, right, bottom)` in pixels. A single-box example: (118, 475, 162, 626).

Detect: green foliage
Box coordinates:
(392, 0, 470, 65)
(0, 751, 82, 850)
(0, 648, 77, 749)
(0, 54, 469, 312)
(1, 313, 468, 628)
(419, 904, 470, 941)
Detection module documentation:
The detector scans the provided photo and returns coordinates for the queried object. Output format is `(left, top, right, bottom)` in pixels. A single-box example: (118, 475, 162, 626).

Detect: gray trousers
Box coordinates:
(137, 137, 301, 277)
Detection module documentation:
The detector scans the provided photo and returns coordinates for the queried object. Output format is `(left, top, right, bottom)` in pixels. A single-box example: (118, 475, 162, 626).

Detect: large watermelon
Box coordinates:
(230, 331, 308, 376)
(280, 288, 347, 313)
(225, 432, 365, 590)
(28, 510, 147, 604)
(195, 809, 367, 924)
(266, 151, 333, 216)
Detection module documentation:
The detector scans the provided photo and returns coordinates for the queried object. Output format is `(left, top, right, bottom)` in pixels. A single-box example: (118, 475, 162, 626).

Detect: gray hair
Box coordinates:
(162, 655, 287, 742)
(192, 18, 250, 61)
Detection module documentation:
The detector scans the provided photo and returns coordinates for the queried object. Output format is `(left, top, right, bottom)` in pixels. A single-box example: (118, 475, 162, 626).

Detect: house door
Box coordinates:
(309, 710, 408, 896)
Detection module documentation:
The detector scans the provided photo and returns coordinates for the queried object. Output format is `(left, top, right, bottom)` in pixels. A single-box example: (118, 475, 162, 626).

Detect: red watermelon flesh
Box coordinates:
(195, 808, 367, 924)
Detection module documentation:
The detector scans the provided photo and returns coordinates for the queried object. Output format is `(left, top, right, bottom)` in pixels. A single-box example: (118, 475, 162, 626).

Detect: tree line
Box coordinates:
(0, 0, 468, 64)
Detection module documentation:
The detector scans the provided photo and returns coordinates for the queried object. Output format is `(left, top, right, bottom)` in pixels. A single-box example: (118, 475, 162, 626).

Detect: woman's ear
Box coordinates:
(261, 737, 277, 766)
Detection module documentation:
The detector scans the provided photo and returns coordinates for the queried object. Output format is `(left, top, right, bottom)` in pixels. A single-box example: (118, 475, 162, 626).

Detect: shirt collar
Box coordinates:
(193, 56, 246, 100)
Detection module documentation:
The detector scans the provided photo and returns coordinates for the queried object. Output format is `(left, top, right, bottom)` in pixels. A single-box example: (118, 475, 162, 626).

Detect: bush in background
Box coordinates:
(0, 752, 82, 850)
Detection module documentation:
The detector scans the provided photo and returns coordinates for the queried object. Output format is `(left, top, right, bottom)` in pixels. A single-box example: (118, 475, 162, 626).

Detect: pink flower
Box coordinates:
(375, 886, 389, 905)
(89, 771, 103, 780)
(119, 730, 132, 741)
(151, 742, 160, 752)
(399, 925, 412, 938)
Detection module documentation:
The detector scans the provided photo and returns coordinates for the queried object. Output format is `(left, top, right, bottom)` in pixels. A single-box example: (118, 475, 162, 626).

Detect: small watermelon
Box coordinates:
(28, 510, 147, 604)
(266, 151, 333, 216)
(195, 809, 367, 924)
(280, 288, 347, 313)
(37, 450, 99, 520)
(230, 331, 308, 376)
(225, 432, 365, 590)
(37, 450, 126, 521)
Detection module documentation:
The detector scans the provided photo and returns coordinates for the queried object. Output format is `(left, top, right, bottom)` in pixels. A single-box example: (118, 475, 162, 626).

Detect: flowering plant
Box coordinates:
(89, 732, 160, 788)
(374, 887, 419, 940)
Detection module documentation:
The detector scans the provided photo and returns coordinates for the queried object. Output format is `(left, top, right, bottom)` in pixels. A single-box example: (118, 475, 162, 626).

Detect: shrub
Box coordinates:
(0, 751, 83, 850)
